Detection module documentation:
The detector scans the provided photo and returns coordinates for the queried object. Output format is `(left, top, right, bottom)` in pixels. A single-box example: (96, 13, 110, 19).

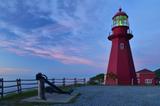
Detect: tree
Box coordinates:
(88, 73, 104, 85)
(155, 68, 160, 78)
(106, 72, 117, 80)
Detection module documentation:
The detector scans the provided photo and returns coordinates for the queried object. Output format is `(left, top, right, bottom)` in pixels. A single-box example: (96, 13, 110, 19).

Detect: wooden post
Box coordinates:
(74, 78, 77, 86)
(19, 79, 22, 92)
(16, 79, 22, 93)
(52, 78, 55, 85)
(132, 78, 134, 85)
(38, 78, 45, 100)
(0, 78, 3, 98)
(36, 73, 46, 100)
(83, 78, 86, 85)
(63, 78, 65, 87)
(103, 74, 106, 85)
(16, 79, 19, 93)
(115, 79, 118, 85)
(99, 79, 101, 85)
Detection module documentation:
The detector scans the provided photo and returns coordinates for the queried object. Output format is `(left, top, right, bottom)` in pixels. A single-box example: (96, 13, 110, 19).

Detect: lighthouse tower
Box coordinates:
(104, 8, 137, 85)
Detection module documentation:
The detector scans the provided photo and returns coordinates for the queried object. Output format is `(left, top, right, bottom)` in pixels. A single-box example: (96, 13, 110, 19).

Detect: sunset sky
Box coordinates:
(0, 0, 160, 79)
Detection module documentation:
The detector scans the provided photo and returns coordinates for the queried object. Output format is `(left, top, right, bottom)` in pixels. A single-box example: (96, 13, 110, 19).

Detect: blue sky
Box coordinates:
(0, 0, 160, 79)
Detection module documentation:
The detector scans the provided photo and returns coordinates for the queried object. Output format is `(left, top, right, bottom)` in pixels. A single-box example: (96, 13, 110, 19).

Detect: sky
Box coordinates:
(0, 0, 160, 79)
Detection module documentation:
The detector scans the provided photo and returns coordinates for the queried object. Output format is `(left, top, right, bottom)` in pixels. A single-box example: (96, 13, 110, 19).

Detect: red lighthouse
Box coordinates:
(104, 8, 137, 85)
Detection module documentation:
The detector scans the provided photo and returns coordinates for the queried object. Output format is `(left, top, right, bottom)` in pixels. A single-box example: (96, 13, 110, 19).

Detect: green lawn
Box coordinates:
(0, 85, 82, 106)
(0, 89, 44, 106)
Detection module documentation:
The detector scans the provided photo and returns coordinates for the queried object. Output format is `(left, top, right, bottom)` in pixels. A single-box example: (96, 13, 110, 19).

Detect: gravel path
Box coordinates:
(55, 86, 160, 106)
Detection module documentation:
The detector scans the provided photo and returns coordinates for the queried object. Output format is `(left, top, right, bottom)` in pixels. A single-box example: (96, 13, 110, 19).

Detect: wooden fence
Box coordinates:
(0, 78, 86, 99)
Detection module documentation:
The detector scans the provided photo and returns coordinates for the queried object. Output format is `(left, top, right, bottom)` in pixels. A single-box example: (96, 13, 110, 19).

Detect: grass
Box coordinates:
(0, 89, 40, 106)
(1, 89, 37, 101)
(0, 85, 83, 106)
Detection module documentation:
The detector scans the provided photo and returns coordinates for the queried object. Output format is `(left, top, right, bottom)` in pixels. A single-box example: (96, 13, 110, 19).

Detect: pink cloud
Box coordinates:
(7, 48, 27, 55)
(0, 40, 14, 47)
(0, 67, 32, 75)
(51, 51, 94, 65)
(0, 20, 95, 67)
(16, 46, 95, 66)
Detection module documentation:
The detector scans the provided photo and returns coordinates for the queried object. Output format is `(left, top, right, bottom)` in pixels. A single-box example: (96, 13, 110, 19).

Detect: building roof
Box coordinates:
(136, 69, 154, 73)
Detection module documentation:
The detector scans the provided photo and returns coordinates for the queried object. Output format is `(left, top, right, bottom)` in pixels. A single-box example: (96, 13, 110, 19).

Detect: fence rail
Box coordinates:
(0, 77, 86, 99)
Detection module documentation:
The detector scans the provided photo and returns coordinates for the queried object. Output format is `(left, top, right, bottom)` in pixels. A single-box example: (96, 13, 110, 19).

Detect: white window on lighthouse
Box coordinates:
(120, 43, 125, 50)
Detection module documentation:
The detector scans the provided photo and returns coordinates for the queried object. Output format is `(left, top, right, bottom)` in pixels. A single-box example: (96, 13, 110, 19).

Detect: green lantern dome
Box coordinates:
(112, 8, 129, 28)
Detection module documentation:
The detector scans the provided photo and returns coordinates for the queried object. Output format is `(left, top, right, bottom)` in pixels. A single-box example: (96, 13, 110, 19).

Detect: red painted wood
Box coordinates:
(105, 9, 137, 85)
